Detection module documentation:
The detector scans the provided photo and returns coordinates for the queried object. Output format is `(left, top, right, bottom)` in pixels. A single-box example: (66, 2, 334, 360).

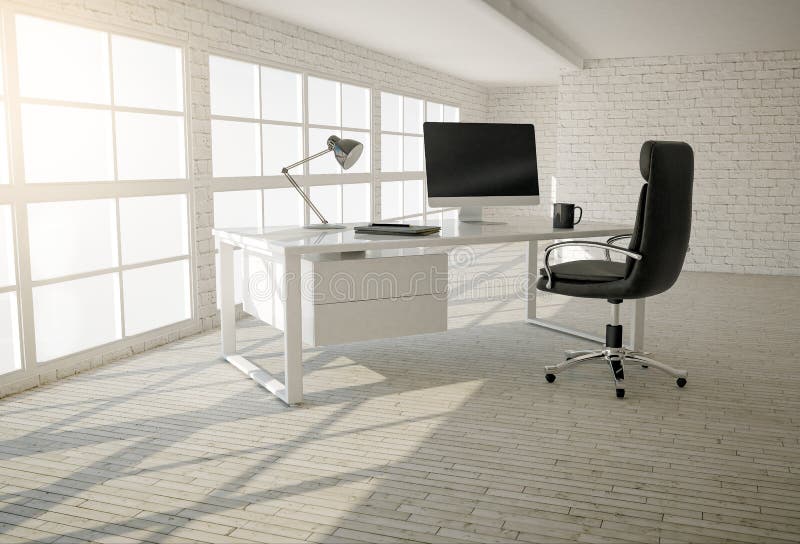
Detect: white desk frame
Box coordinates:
(215, 219, 644, 405)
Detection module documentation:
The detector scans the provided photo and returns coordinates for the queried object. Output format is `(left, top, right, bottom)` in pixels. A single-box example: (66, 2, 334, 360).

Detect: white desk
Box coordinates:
(214, 218, 642, 405)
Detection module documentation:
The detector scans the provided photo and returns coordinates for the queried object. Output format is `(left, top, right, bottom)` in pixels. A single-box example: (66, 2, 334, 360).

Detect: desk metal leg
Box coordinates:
(524, 240, 646, 351)
(219, 241, 237, 356)
(282, 254, 303, 404)
(526, 240, 537, 320)
(219, 245, 303, 406)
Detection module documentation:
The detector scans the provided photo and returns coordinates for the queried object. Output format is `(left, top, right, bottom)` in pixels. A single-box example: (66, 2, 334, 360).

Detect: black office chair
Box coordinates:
(537, 140, 693, 398)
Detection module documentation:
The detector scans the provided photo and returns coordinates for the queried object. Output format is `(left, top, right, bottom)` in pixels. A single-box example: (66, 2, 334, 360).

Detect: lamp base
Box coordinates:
(303, 223, 347, 230)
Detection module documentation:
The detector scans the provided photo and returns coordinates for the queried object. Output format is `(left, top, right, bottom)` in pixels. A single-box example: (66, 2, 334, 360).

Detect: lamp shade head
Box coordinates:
(327, 135, 363, 170)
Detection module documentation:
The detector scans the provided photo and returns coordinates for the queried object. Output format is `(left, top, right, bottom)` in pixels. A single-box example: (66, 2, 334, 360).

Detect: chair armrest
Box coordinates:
(543, 241, 642, 289)
(605, 233, 633, 261)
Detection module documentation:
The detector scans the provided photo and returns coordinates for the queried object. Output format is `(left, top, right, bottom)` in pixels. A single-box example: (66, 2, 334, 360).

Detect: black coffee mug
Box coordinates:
(553, 203, 583, 228)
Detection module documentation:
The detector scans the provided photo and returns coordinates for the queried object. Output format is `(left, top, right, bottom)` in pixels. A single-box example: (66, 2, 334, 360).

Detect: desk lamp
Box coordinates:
(281, 135, 363, 229)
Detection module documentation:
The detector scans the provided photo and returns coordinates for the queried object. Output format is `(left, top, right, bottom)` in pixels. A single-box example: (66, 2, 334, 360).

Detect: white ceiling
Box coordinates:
(227, 0, 577, 85)
(519, 0, 800, 60)
(228, 0, 800, 86)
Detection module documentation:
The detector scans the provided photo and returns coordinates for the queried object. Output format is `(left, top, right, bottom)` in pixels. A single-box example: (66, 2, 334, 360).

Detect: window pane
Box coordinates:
(308, 77, 340, 126)
(342, 84, 369, 129)
(381, 92, 402, 132)
(0, 206, 14, 288)
(309, 185, 341, 224)
(444, 105, 460, 122)
(116, 112, 186, 180)
(263, 188, 303, 227)
(343, 183, 370, 223)
(209, 56, 259, 118)
(22, 105, 113, 183)
(380, 181, 402, 219)
(112, 35, 183, 111)
(123, 260, 190, 336)
(404, 180, 423, 216)
(211, 120, 260, 177)
(16, 15, 110, 104)
(403, 97, 423, 134)
(0, 292, 21, 374)
(403, 136, 423, 171)
(120, 194, 188, 265)
(381, 134, 402, 172)
(0, 102, 8, 184)
(34, 273, 121, 362)
(214, 190, 261, 229)
(342, 130, 370, 174)
(261, 66, 301, 123)
(308, 128, 340, 174)
(262, 124, 302, 176)
(426, 102, 443, 122)
(28, 199, 118, 281)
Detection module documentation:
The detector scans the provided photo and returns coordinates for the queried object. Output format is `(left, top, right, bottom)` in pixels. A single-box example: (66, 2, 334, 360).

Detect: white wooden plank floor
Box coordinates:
(0, 242, 798, 543)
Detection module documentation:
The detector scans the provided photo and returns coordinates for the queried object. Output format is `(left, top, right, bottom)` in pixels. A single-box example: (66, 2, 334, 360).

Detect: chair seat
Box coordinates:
(539, 259, 626, 283)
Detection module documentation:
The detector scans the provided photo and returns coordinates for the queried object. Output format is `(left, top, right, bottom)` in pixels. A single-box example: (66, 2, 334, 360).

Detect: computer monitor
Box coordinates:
(423, 122, 539, 222)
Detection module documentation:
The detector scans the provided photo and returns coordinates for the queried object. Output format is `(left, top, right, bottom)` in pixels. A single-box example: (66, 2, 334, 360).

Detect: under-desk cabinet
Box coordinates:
(242, 249, 448, 347)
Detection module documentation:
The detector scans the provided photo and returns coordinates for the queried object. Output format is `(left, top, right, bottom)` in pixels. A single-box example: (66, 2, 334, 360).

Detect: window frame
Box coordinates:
(209, 51, 374, 227)
(0, 9, 197, 376)
(377, 90, 460, 222)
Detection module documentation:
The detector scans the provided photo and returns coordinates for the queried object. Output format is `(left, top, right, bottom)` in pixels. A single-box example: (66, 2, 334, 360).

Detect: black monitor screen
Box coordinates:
(423, 122, 539, 198)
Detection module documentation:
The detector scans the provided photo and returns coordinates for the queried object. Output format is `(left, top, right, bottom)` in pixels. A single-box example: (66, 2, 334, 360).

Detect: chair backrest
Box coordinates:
(625, 140, 694, 298)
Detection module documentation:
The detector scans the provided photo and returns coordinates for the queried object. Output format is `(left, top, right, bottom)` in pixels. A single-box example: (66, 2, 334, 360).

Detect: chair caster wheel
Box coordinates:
(616, 388, 625, 398)
(641, 364, 649, 368)
(676, 377, 687, 388)
(545, 373, 556, 383)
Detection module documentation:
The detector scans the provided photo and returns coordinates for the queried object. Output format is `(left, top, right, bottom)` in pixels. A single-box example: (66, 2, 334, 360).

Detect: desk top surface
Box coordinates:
(213, 217, 632, 255)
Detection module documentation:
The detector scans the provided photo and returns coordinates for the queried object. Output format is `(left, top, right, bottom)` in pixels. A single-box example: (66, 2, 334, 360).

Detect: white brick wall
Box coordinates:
(1, 0, 488, 396)
(488, 51, 800, 275)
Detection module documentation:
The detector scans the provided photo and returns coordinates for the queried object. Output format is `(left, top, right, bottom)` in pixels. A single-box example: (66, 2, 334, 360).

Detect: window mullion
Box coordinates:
(4, 10, 38, 370)
(338, 81, 343, 220)
(106, 31, 128, 338)
(113, 197, 127, 337)
(256, 66, 266, 226)
(302, 73, 310, 225)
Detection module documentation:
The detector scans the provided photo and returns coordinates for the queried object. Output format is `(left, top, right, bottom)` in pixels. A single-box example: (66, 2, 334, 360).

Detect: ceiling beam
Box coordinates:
(482, 0, 583, 69)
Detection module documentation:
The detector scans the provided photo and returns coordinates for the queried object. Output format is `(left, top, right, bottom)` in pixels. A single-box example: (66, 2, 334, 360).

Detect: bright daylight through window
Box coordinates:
(0, 15, 192, 369)
(379, 92, 459, 223)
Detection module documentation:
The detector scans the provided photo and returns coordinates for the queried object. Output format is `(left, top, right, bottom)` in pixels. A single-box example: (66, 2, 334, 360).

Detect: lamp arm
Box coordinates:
(282, 147, 333, 224)
(283, 147, 331, 171)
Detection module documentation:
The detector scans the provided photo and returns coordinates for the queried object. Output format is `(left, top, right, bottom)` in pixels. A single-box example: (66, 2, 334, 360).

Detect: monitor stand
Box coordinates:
(458, 206, 506, 225)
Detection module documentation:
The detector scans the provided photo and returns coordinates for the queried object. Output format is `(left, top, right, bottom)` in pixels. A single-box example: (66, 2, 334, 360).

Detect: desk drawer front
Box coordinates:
(304, 294, 447, 346)
(302, 252, 448, 304)
(242, 250, 449, 346)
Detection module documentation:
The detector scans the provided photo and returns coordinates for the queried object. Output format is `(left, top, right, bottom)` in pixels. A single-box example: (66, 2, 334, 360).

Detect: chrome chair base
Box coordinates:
(544, 347, 688, 398)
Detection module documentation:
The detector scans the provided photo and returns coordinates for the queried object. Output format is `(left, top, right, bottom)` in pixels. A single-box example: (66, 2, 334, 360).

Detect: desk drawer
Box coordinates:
(301, 250, 447, 304)
(303, 294, 447, 346)
(242, 249, 449, 346)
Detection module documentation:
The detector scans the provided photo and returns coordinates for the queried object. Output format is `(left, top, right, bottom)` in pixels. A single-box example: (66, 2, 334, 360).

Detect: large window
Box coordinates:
(0, 14, 192, 370)
(210, 56, 372, 229)
(379, 92, 459, 223)
(210, 56, 375, 306)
